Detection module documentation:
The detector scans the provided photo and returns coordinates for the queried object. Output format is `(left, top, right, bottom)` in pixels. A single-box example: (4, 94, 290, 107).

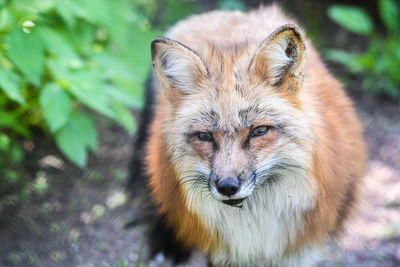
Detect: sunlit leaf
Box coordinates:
(39, 83, 72, 133)
(62, 23, 94, 56)
(14, 0, 55, 13)
(75, 0, 125, 31)
(324, 49, 363, 73)
(106, 85, 143, 109)
(46, 59, 119, 121)
(0, 68, 26, 105)
(93, 53, 132, 83)
(53, 0, 81, 27)
(55, 127, 86, 168)
(379, 0, 400, 33)
(328, 5, 373, 35)
(74, 111, 97, 151)
(0, 8, 16, 32)
(36, 27, 80, 62)
(123, 27, 157, 106)
(68, 71, 115, 118)
(110, 101, 136, 133)
(5, 28, 45, 85)
(55, 112, 97, 168)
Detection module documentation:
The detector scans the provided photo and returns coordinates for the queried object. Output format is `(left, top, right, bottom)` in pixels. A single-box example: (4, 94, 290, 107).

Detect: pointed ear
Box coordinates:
(151, 37, 209, 96)
(249, 24, 306, 93)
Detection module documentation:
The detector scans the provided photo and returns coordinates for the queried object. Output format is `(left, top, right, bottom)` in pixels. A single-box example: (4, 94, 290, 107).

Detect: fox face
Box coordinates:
(151, 25, 314, 209)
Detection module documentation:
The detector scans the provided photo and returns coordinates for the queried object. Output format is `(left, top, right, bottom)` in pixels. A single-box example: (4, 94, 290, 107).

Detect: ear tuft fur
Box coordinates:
(249, 24, 306, 91)
(151, 38, 209, 97)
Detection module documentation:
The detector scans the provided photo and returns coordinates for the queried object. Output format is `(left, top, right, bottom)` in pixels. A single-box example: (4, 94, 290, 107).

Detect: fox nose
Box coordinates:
(217, 179, 240, 196)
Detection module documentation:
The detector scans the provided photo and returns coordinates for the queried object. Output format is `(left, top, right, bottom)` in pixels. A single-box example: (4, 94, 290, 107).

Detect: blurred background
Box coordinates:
(0, 0, 399, 266)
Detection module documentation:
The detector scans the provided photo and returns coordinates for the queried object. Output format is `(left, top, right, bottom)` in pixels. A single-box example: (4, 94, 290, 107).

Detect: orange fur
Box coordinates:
(146, 95, 218, 252)
(145, 5, 366, 266)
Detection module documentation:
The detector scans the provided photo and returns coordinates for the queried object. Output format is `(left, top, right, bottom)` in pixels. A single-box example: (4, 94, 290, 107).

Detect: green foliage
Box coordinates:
(0, 0, 151, 167)
(0, 68, 26, 105)
(6, 28, 45, 86)
(218, 0, 247, 11)
(328, 5, 373, 35)
(39, 83, 72, 133)
(0, 0, 199, 169)
(379, 0, 400, 33)
(0, 0, 197, 210)
(0, 132, 26, 206)
(327, 0, 400, 99)
(55, 112, 97, 168)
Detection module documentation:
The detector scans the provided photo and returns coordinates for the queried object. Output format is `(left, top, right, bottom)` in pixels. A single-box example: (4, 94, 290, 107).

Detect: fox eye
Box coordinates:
(197, 132, 213, 142)
(251, 126, 270, 137)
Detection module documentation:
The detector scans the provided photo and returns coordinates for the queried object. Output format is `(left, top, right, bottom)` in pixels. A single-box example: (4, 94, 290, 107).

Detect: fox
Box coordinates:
(129, 4, 366, 267)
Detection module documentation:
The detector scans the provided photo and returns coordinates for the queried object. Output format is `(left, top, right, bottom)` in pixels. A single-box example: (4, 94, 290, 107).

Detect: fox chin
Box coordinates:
(129, 4, 366, 267)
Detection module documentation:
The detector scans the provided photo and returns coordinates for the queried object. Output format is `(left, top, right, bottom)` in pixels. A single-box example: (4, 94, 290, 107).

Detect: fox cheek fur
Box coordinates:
(132, 5, 366, 267)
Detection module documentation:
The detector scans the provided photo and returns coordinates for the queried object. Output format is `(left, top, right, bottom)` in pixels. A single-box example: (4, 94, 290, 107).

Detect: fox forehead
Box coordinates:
(170, 46, 303, 135)
(188, 105, 261, 133)
(183, 89, 293, 135)
(201, 43, 254, 83)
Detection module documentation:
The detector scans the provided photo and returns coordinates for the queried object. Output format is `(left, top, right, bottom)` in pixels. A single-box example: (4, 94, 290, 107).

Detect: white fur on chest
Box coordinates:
(183, 167, 318, 266)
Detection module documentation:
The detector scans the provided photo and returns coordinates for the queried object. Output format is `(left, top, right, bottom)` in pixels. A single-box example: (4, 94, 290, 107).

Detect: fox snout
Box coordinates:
(209, 171, 256, 205)
(216, 178, 241, 196)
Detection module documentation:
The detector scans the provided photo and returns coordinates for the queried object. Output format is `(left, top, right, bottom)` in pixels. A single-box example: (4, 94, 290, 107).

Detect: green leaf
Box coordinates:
(75, 0, 121, 30)
(72, 111, 97, 151)
(324, 49, 363, 73)
(218, 0, 247, 11)
(106, 85, 143, 109)
(0, 133, 10, 151)
(93, 53, 132, 83)
(47, 60, 119, 121)
(379, 0, 400, 33)
(61, 22, 94, 56)
(53, 0, 80, 27)
(55, 127, 86, 168)
(0, 110, 31, 137)
(10, 143, 24, 164)
(36, 27, 80, 62)
(0, 68, 26, 105)
(14, 0, 55, 13)
(159, 0, 197, 26)
(39, 83, 72, 133)
(0, 8, 17, 32)
(328, 5, 373, 35)
(68, 83, 115, 119)
(110, 102, 136, 133)
(55, 112, 97, 168)
(121, 27, 157, 106)
(5, 28, 45, 85)
(93, 54, 144, 109)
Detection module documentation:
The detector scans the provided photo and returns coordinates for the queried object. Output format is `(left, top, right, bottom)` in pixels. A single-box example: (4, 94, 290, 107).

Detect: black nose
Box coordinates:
(217, 179, 240, 196)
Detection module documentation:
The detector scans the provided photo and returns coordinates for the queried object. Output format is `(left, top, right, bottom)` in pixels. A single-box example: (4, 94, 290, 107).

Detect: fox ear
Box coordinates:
(151, 37, 209, 96)
(249, 24, 306, 92)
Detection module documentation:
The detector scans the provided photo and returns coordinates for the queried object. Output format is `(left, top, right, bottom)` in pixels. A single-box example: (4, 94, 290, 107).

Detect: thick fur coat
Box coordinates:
(130, 5, 366, 267)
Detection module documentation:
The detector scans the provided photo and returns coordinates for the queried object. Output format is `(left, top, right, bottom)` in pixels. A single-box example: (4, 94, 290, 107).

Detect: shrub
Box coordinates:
(326, 0, 400, 99)
(0, 0, 160, 167)
(0, 0, 197, 210)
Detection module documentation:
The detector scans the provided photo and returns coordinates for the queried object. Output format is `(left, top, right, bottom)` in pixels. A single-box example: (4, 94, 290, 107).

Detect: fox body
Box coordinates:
(132, 5, 366, 267)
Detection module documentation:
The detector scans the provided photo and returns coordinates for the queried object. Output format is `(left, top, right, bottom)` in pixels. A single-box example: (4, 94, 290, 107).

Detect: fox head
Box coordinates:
(151, 25, 315, 209)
